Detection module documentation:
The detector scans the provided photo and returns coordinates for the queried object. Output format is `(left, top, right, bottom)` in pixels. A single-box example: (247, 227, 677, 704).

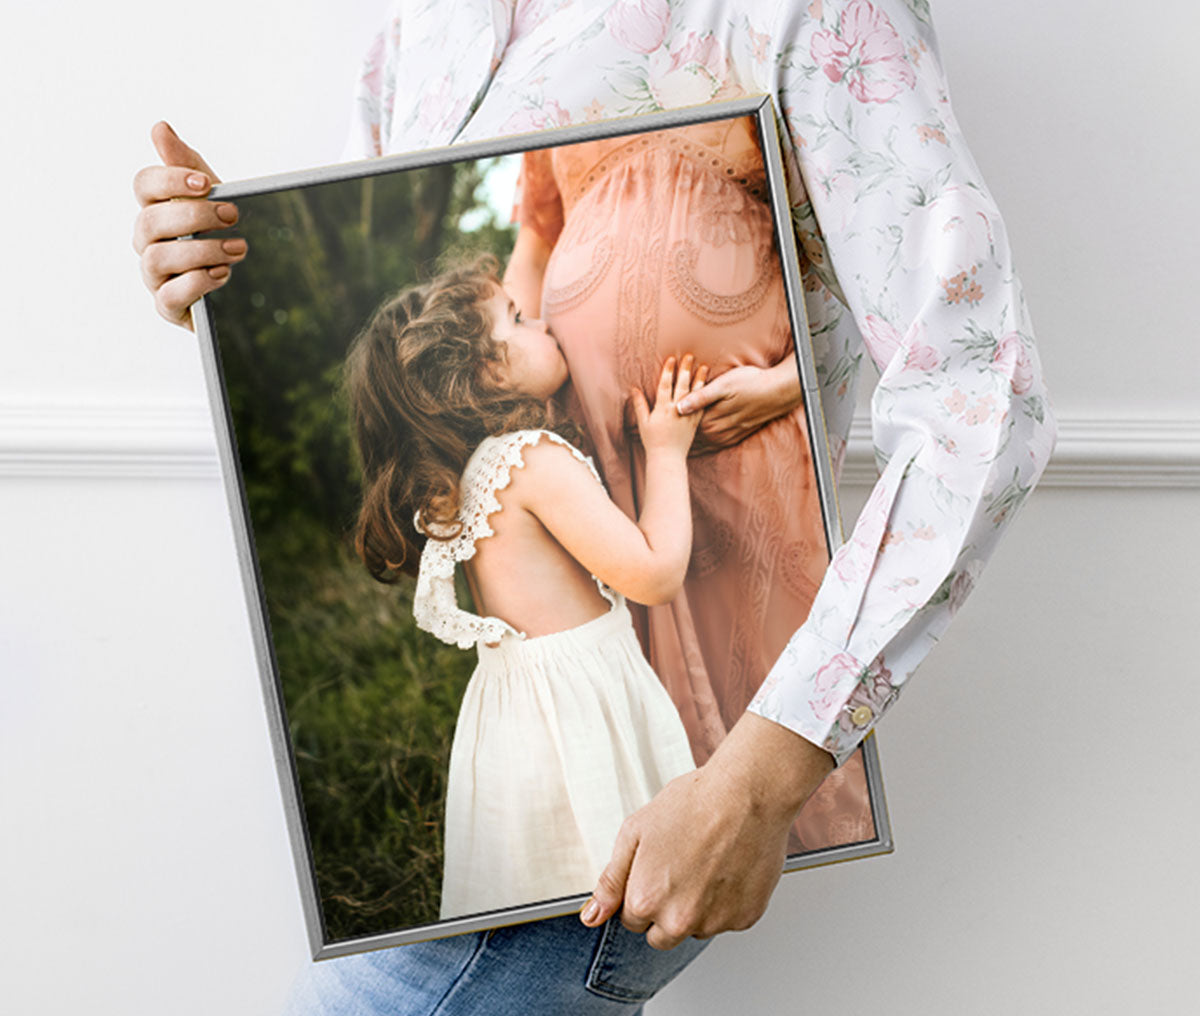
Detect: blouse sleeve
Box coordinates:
(339, 6, 402, 162)
(747, 0, 1059, 766)
(513, 149, 566, 248)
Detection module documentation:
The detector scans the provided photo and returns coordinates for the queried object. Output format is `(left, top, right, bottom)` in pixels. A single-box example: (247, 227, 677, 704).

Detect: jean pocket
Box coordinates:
(583, 919, 709, 1003)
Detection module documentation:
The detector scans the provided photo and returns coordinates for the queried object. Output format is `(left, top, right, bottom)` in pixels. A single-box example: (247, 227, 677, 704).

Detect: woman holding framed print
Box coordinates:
(130, 0, 1056, 1012)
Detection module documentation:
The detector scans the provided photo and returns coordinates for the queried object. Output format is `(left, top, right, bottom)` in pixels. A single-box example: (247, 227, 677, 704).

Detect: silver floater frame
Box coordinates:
(191, 94, 891, 961)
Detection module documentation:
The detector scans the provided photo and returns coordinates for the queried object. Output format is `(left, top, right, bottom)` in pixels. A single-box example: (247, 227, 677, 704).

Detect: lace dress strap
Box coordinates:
(412, 430, 613, 649)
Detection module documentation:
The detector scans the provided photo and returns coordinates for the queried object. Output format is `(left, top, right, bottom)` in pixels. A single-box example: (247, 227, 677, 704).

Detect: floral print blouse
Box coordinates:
(343, 0, 1058, 768)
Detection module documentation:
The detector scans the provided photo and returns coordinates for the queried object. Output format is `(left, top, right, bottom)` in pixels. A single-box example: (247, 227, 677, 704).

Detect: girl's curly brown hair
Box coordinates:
(344, 255, 579, 582)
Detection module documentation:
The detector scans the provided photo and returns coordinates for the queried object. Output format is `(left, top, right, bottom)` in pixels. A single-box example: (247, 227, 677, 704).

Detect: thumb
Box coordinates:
(676, 378, 724, 416)
(151, 121, 221, 182)
(580, 824, 638, 927)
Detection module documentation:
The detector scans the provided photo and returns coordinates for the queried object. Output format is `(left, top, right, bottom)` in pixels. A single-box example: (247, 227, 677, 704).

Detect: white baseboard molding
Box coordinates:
(0, 402, 220, 480)
(1, 402, 1198, 487)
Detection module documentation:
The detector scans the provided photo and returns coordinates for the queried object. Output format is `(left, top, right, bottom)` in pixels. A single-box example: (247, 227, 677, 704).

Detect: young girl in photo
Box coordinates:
(345, 256, 708, 920)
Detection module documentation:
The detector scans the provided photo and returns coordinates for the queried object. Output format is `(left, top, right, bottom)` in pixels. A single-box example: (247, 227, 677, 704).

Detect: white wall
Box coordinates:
(3, 2, 1198, 1014)
(0, 0, 384, 405)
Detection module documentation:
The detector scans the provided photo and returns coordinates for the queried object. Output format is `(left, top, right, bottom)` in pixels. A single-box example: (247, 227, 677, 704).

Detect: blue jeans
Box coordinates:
(282, 915, 709, 1015)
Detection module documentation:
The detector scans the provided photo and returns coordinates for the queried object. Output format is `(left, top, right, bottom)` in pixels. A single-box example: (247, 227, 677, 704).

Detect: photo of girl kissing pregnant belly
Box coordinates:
(346, 259, 709, 917)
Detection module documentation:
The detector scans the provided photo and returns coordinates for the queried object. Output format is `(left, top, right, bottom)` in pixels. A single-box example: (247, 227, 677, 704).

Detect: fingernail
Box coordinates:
(222, 239, 248, 255)
(677, 399, 691, 414)
(186, 173, 207, 192)
(216, 203, 238, 224)
(581, 899, 599, 924)
(208, 265, 230, 280)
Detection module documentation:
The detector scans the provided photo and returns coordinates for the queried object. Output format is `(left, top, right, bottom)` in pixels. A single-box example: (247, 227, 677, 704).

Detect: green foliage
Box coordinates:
(262, 525, 474, 936)
(211, 162, 516, 540)
(204, 159, 515, 939)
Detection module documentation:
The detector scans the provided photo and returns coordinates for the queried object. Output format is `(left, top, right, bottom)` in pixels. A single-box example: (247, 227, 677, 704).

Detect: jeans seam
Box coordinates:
(427, 933, 492, 1016)
(584, 921, 649, 1003)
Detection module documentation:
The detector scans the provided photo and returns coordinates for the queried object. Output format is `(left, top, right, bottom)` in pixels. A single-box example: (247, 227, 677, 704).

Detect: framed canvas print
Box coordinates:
(193, 95, 891, 960)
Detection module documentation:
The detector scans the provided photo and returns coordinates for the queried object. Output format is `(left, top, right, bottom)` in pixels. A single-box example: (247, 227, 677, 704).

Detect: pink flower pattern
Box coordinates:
(499, 99, 571, 134)
(809, 653, 864, 721)
(948, 560, 982, 615)
(418, 76, 469, 134)
(667, 31, 725, 77)
(835, 655, 894, 736)
(646, 31, 729, 108)
(862, 313, 902, 365)
(992, 331, 1035, 395)
(811, 0, 916, 104)
(361, 32, 385, 103)
(604, 0, 671, 55)
(904, 342, 940, 372)
(346, 0, 1057, 767)
(510, 0, 551, 41)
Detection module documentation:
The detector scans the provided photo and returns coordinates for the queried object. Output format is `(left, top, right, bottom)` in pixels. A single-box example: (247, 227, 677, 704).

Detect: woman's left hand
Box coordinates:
(675, 360, 803, 453)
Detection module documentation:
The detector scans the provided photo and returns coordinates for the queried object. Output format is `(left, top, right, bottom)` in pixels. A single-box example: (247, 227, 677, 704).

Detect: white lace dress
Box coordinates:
(413, 429, 695, 920)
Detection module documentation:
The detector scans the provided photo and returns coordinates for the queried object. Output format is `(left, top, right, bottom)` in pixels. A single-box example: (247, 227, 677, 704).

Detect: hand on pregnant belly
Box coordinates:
(675, 361, 804, 453)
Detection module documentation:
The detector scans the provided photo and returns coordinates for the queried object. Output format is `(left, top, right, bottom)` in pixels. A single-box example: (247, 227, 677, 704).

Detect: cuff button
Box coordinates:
(849, 705, 874, 727)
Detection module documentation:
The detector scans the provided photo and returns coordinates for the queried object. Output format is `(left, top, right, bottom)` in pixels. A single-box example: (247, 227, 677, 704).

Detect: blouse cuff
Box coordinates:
(746, 629, 900, 768)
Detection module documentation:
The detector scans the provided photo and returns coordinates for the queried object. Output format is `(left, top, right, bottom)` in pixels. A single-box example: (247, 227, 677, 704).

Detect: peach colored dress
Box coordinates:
(515, 116, 873, 850)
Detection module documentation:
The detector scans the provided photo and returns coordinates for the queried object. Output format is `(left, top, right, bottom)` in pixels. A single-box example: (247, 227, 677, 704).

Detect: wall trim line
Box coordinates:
(1, 402, 1198, 487)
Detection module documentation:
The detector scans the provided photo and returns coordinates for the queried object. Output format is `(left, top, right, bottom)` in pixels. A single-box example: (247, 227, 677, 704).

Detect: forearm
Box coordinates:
(705, 712, 835, 822)
(737, 358, 804, 442)
(502, 226, 552, 318)
(764, 356, 805, 416)
(630, 446, 693, 604)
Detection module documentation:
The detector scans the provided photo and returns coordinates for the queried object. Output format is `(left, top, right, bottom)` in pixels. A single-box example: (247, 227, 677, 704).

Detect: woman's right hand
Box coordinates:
(630, 355, 709, 457)
(131, 122, 247, 331)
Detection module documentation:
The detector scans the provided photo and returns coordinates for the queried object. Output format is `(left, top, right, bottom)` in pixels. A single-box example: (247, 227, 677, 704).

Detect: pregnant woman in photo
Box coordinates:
(504, 115, 874, 849)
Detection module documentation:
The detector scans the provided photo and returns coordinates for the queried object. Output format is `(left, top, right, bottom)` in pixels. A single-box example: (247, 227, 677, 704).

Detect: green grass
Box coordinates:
(259, 524, 474, 940)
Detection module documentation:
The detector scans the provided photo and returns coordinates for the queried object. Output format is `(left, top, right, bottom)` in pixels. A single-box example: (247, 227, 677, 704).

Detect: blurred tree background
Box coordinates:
(205, 157, 518, 940)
